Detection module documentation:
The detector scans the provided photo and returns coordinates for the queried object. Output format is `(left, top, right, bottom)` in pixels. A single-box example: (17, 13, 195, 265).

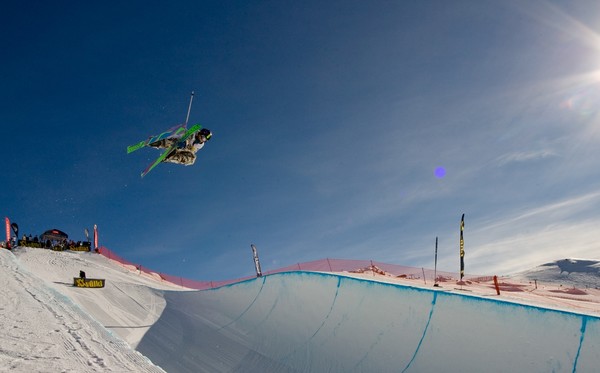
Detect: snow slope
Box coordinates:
(2, 246, 600, 372)
(13, 247, 186, 349)
(0, 248, 166, 372)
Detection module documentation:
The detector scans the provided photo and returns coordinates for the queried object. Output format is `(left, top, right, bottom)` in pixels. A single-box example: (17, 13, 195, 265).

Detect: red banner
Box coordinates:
(5, 217, 11, 249)
(93, 224, 98, 250)
(460, 214, 465, 280)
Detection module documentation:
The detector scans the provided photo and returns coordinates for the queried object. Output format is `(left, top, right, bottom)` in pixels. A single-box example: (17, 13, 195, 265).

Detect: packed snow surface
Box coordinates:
(2, 247, 600, 372)
(0, 248, 167, 372)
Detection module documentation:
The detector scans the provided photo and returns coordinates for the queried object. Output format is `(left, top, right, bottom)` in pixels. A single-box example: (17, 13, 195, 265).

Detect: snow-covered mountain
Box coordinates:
(512, 258, 600, 288)
(1, 247, 600, 372)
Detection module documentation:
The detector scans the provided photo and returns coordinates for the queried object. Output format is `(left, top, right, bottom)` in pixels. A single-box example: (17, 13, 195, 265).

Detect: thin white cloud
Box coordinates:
(459, 190, 600, 274)
(466, 219, 600, 276)
(495, 149, 557, 166)
(477, 189, 600, 233)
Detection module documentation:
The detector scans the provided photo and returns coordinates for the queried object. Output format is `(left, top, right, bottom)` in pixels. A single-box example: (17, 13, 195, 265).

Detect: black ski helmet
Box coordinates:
(200, 128, 212, 141)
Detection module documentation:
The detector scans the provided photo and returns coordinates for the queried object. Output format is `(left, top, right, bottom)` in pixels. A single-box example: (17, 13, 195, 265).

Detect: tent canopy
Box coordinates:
(41, 229, 69, 241)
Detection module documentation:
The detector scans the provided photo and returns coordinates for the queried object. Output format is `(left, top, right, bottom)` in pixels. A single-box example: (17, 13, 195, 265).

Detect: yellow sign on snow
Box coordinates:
(73, 278, 105, 288)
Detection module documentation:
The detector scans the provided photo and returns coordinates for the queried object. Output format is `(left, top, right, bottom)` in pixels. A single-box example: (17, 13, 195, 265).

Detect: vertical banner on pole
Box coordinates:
(251, 244, 263, 277)
(5, 217, 11, 249)
(460, 214, 465, 280)
(93, 224, 98, 251)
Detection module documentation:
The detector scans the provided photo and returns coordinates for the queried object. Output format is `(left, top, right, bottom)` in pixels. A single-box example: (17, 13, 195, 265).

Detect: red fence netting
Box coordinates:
(96, 246, 486, 290)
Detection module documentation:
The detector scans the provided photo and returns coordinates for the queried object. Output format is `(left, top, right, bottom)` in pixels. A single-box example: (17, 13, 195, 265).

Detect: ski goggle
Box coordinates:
(198, 131, 211, 141)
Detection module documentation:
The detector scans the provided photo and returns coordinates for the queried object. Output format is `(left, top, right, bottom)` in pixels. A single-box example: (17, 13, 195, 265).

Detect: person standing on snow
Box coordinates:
(148, 128, 212, 165)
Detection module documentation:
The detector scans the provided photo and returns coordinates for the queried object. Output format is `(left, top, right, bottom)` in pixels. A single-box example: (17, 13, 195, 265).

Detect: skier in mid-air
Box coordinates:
(148, 127, 212, 165)
(127, 92, 215, 176)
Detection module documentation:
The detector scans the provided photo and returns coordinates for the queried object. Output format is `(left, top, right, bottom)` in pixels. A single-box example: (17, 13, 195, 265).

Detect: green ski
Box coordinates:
(141, 124, 202, 177)
(127, 125, 186, 154)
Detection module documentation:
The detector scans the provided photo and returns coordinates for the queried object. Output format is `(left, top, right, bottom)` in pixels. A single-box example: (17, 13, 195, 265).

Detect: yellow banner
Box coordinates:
(73, 278, 105, 288)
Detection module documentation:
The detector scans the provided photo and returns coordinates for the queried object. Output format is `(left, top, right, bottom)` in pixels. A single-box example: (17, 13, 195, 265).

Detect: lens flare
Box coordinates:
(434, 167, 446, 178)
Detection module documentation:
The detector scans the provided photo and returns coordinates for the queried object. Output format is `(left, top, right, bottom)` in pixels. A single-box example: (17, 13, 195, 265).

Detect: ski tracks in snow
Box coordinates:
(0, 250, 165, 372)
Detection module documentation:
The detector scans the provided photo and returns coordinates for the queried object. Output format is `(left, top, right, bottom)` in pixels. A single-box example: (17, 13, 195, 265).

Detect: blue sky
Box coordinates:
(2, 0, 600, 281)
